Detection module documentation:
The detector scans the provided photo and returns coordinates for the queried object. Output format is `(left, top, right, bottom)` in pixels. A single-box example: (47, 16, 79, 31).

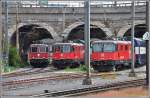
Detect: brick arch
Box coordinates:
(117, 20, 145, 37)
(62, 21, 112, 39)
(8, 23, 59, 41)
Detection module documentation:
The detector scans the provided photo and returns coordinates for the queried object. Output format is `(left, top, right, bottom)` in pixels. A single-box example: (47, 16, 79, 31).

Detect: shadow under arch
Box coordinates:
(117, 20, 145, 37)
(123, 24, 146, 38)
(9, 23, 58, 62)
(63, 22, 112, 40)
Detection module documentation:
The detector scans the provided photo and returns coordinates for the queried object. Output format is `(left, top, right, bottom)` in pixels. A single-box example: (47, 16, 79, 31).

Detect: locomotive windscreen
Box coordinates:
(39, 47, 48, 52)
(61, 45, 71, 53)
(92, 42, 116, 52)
(103, 43, 116, 52)
(31, 47, 38, 52)
(92, 43, 103, 52)
(53, 45, 72, 53)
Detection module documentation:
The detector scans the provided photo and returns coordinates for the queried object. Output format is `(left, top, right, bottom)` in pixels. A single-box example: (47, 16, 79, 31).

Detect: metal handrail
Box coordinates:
(4, 1, 146, 8)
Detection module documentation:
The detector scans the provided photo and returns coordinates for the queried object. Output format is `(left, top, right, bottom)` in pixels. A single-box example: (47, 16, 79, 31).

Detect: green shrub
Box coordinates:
(9, 46, 25, 67)
(80, 65, 88, 71)
(64, 65, 92, 72)
(4, 65, 16, 72)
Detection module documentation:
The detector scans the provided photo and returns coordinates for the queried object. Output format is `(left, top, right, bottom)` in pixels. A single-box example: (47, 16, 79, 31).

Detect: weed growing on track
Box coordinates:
(64, 65, 94, 73)
(9, 46, 25, 68)
(3, 66, 16, 72)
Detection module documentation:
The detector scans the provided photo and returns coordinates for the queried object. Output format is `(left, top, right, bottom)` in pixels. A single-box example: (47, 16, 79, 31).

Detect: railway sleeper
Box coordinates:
(41, 79, 145, 97)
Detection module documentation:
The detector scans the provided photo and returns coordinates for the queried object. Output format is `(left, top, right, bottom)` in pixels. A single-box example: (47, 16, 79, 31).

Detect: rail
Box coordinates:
(3, 1, 146, 8)
(34, 78, 145, 97)
(3, 72, 121, 90)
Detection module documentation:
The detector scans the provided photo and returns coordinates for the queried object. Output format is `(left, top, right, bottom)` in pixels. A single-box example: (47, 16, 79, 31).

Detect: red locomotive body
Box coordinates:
(52, 43, 84, 69)
(91, 40, 131, 71)
(28, 44, 49, 67)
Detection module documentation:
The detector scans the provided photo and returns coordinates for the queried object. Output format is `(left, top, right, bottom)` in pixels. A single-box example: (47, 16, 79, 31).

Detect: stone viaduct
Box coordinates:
(1, 1, 148, 61)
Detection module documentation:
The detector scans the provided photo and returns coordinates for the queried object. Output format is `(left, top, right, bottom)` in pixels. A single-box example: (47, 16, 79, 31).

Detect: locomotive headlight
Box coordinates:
(38, 54, 40, 57)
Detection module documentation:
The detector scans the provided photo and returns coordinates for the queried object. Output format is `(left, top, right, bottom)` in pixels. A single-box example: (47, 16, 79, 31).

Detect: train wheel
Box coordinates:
(70, 62, 80, 68)
(112, 65, 116, 72)
(30, 62, 39, 68)
(53, 64, 67, 69)
(106, 65, 116, 72)
(115, 65, 121, 71)
(92, 65, 103, 72)
(41, 63, 49, 68)
(92, 65, 116, 72)
(31, 63, 48, 68)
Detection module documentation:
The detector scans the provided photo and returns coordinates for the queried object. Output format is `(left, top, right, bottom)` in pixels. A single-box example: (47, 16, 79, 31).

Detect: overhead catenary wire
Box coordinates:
(0, 1, 3, 98)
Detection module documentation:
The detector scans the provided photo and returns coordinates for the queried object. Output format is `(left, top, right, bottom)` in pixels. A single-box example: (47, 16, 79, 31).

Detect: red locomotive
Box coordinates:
(28, 44, 49, 67)
(91, 40, 131, 71)
(91, 39, 146, 72)
(52, 43, 84, 69)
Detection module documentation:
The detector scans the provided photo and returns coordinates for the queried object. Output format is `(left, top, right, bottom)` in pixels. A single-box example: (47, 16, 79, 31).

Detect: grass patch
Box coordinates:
(9, 46, 26, 68)
(100, 74, 117, 79)
(64, 65, 94, 73)
(1, 46, 28, 73)
(3, 65, 17, 73)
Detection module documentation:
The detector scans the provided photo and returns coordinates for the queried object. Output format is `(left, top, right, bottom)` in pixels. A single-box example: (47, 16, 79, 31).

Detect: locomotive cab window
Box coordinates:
(31, 47, 38, 52)
(39, 47, 47, 52)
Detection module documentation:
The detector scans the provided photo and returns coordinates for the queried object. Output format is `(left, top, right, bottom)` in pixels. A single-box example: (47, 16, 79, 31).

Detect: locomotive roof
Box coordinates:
(54, 43, 84, 46)
(30, 44, 48, 47)
(92, 40, 131, 44)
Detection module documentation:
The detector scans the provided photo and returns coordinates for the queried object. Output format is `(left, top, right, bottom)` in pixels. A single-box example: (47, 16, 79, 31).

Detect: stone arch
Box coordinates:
(9, 23, 60, 62)
(8, 23, 59, 41)
(62, 21, 112, 39)
(117, 20, 145, 37)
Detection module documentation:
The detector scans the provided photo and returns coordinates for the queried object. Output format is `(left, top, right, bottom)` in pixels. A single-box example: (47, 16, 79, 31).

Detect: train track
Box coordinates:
(2, 67, 56, 78)
(34, 78, 145, 97)
(3, 73, 85, 90)
(3, 72, 121, 90)
(3, 66, 146, 90)
(2, 65, 145, 78)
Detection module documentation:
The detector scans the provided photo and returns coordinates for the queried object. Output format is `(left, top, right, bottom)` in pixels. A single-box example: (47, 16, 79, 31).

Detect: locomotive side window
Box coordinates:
(46, 47, 48, 52)
(120, 45, 123, 51)
(31, 47, 37, 52)
(125, 45, 128, 50)
(103, 43, 116, 52)
(71, 46, 75, 52)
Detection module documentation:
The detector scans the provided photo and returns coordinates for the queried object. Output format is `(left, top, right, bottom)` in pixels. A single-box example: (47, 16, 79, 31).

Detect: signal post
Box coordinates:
(82, 0, 92, 85)
(129, 1, 137, 77)
(0, 0, 2, 97)
(146, 0, 150, 93)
